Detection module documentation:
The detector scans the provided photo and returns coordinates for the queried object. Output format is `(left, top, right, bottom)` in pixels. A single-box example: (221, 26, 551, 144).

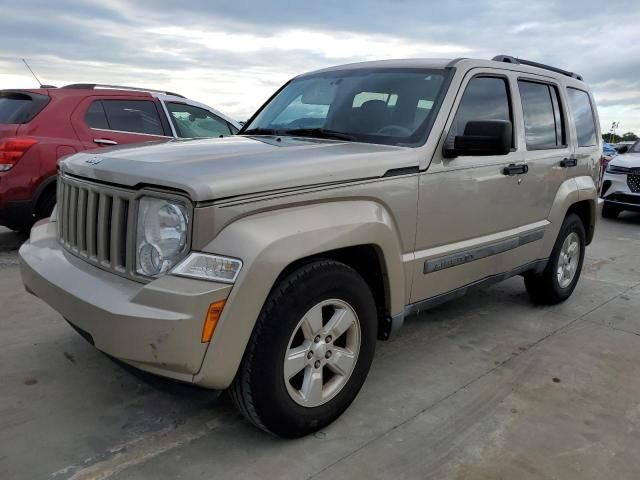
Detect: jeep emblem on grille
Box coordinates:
(85, 156, 103, 165)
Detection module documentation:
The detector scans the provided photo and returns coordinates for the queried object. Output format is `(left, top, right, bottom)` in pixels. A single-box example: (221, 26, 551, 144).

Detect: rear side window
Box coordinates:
(166, 103, 233, 138)
(85, 100, 164, 136)
(567, 88, 597, 147)
(451, 77, 513, 146)
(518, 81, 565, 149)
(0, 91, 49, 124)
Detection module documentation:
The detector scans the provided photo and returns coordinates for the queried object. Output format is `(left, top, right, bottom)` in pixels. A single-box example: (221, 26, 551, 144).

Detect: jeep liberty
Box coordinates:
(20, 55, 602, 437)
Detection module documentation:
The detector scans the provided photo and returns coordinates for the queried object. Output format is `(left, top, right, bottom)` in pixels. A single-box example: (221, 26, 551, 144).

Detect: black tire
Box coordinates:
(602, 202, 621, 219)
(229, 260, 377, 438)
(524, 213, 586, 305)
(35, 189, 56, 222)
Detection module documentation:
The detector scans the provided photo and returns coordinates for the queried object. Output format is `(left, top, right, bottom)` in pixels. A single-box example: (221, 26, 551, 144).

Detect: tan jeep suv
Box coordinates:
(20, 55, 602, 438)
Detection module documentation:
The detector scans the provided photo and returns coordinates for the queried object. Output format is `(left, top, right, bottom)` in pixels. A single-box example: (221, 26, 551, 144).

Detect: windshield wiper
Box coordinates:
(242, 128, 278, 135)
(280, 128, 355, 142)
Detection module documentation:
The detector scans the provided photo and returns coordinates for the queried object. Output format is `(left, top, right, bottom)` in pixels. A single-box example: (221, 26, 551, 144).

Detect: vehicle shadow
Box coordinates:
(0, 227, 28, 252)
(614, 211, 640, 225)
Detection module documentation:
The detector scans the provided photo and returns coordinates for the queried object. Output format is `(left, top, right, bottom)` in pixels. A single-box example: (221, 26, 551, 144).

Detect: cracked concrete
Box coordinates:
(1, 212, 639, 479)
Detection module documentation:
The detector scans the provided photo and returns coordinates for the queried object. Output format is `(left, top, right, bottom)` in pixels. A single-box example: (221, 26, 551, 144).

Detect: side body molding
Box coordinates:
(194, 200, 406, 388)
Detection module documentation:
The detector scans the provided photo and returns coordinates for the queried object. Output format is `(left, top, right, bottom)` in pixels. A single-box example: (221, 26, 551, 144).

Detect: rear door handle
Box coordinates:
(94, 138, 118, 146)
(560, 157, 578, 168)
(502, 163, 528, 176)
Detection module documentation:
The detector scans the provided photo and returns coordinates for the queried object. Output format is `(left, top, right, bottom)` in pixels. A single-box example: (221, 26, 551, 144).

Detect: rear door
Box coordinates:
(71, 96, 172, 149)
(504, 76, 571, 267)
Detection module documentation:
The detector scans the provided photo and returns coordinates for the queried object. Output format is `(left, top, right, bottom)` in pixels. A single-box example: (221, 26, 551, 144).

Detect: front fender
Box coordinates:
(193, 200, 405, 388)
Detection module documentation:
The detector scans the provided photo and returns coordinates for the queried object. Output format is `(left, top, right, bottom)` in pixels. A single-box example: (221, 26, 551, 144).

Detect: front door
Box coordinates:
(409, 72, 525, 303)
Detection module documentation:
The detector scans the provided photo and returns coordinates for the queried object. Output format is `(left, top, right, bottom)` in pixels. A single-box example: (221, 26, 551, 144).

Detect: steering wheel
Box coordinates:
(376, 125, 413, 136)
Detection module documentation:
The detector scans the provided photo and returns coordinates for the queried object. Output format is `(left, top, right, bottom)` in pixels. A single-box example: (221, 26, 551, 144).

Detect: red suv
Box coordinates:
(0, 85, 240, 231)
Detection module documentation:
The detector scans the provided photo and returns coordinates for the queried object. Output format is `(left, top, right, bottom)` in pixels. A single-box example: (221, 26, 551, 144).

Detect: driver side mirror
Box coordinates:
(443, 120, 512, 158)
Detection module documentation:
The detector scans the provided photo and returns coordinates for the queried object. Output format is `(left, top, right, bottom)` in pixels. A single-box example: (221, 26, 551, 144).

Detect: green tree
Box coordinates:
(621, 132, 638, 141)
(603, 133, 622, 143)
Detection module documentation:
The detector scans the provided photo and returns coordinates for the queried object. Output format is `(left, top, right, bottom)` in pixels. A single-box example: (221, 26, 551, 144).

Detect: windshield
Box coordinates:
(629, 140, 640, 153)
(242, 68, 449, 147)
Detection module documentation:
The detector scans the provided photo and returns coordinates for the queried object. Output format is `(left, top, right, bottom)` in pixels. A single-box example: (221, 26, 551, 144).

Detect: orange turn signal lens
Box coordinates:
(201, 300, 226, 343)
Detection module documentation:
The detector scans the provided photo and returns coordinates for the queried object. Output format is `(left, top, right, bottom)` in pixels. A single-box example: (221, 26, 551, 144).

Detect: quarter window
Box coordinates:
(451, 77, 513, 146)
(84, 101, 109, 130)
(166, 103, 233, 138)
(86, 100, 165, 136)
(518, 81, 565, 149)
(567, 88, 597, 147)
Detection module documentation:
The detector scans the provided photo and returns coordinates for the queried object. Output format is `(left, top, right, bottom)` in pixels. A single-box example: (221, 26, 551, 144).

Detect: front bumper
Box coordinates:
(19, 220, 232, 384)
(601, 172, 640, 211)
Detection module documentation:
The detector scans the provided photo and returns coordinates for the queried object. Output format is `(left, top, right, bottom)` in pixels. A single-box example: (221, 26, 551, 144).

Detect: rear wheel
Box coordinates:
(229, 260, 377, 438)
(34, 188, 56, 223)
(524, 213, 585, 305)
(602, 201, 621, 219)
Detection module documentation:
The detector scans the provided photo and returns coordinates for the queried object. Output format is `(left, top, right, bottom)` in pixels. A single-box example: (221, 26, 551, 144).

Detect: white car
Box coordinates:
(601, 140, 640, 217)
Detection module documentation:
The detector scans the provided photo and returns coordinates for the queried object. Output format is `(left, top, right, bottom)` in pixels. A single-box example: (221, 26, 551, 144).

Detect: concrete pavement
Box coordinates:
(1, 213, 639, 479)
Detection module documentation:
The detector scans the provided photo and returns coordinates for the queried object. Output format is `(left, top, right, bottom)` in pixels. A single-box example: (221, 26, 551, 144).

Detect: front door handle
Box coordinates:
(502, 163, 528, 176)
(560, 157, 578, 168)
(94, 138, 118, 146)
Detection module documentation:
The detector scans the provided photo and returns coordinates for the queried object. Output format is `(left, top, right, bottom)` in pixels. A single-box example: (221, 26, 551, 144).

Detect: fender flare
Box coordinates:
(194, 200, 405, 388)
(543, 175, 597, 253)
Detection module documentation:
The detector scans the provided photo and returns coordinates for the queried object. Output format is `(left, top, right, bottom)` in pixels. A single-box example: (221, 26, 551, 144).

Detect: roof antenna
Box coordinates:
(21, 59, 56, 88)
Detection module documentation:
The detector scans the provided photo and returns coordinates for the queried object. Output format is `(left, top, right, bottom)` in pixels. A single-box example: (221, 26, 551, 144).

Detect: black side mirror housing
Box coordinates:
(443, 120, 512, 158)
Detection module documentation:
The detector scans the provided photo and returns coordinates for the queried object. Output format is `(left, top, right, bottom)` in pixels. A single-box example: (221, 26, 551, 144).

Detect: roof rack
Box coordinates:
(61, 83, 185, 98)
(491, 55, 583, 81)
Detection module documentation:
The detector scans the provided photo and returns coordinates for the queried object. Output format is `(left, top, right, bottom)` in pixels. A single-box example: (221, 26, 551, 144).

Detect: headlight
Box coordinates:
(172, 253, 242, 283)
(136, 196, 189, 277)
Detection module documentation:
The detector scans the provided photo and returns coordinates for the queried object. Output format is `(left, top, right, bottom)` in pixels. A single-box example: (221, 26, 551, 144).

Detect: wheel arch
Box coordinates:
(194, 200, 406, 388)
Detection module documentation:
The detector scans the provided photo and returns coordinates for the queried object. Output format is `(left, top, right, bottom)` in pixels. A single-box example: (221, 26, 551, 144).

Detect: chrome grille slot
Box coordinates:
(57, 175, 134, 276)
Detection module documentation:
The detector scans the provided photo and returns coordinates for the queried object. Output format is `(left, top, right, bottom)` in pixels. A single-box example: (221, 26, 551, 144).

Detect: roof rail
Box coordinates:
(491, 55, 583, 81)
(61, 83, 185, 98)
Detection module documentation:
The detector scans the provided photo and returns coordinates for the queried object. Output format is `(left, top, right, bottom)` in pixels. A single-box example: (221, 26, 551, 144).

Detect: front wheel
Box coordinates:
(524, 213, 586, 305)
(229, 260, 377, 438)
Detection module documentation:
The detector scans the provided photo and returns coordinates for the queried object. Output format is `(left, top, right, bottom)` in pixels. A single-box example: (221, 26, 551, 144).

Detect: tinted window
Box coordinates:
(166, 103, 232, 138)
(567, 88, 597, 147)
(100, 100, 164, 136)
(0, 92, 49, 124)
(244, 69, 448, 147)
(451, 77, 512, 145)
(84, 101, 109, 129)
(518, 81, 565, 149)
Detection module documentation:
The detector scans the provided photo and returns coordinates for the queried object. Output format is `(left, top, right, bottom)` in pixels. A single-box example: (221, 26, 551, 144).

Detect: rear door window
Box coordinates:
(518, 81, 565, 149)
(86, 100, 165, 136)
(566, 88, 597, 147)
(451, 77, 513, 147)
(166, 103, 233, 138)
(0, 91, 50, 124)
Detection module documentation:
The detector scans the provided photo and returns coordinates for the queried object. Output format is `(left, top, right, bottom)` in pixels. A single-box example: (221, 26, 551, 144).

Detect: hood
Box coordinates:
(60, 136, 413, 202)
(609, 152, 640, 169)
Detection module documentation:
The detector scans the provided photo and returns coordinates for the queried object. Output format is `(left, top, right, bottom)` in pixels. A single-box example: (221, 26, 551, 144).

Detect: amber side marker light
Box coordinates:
(201, 300, 226, 343)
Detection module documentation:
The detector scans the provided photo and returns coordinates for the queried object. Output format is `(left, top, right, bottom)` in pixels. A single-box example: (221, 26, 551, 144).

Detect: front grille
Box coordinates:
(627, 174, 640, 193)
(58, 175, 135, 276)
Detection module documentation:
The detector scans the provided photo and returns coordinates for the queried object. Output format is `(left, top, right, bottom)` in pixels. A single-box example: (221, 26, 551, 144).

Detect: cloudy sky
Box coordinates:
(1, 0, 638, 134)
